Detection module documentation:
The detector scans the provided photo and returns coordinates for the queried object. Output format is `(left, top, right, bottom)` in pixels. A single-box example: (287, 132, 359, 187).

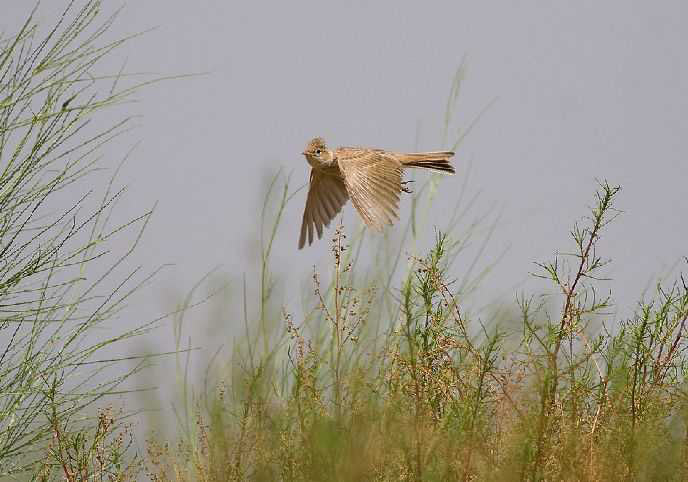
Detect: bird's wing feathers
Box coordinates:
(298, 170, 349, 249)
(336, 149, 403, 231)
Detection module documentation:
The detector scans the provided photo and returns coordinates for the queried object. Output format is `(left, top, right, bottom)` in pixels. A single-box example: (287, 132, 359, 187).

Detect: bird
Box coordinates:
(298, 137, 455, 249)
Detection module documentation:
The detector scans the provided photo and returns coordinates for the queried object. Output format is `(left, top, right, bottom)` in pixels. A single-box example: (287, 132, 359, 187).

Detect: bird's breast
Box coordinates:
(308, 158, 341, 176)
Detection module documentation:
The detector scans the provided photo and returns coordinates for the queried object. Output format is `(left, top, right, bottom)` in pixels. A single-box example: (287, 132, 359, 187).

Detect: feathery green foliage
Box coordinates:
(0, 2, 161, 478)
(149, 174, 688, 481)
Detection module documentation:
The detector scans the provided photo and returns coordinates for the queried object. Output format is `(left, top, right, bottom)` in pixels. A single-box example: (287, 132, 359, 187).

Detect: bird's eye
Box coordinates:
(315, 149, 321, 155)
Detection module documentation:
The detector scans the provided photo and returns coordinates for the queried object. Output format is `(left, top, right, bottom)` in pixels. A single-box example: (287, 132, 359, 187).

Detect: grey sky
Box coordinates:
(123, 0, 686, 312)
(3, 0, 687, 434)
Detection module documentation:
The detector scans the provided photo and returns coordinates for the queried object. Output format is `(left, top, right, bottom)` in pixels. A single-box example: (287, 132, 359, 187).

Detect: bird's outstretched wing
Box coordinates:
(336, 148, 403, 231)
(298, 170, 349, 249)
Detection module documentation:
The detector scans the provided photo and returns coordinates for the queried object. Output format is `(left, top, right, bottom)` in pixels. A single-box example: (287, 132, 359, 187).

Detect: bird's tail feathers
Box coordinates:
(398, 151, 455, 174)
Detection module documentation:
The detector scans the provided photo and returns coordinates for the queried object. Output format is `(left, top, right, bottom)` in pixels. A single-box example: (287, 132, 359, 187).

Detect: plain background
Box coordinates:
(3, 0, 687, 437)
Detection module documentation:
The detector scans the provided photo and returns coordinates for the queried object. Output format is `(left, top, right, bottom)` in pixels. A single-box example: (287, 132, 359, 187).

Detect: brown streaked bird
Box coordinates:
(298, 137, 455, 249)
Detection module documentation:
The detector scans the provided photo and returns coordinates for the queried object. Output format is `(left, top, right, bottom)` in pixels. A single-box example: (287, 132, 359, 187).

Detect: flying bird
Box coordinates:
(298, 137, 455, 249)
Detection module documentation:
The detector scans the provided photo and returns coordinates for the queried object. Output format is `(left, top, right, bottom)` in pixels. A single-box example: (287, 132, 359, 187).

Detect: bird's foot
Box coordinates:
(401, 180, 414, 194)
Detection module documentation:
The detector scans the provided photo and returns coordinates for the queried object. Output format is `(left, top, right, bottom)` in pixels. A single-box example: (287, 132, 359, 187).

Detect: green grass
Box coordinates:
(147, 176, 688, 482)
(3, 2, 688, 481)
(0, 1, 167, 479)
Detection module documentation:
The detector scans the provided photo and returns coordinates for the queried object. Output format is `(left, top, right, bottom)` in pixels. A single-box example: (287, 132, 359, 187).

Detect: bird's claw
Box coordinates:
(401, 180, 414, 194)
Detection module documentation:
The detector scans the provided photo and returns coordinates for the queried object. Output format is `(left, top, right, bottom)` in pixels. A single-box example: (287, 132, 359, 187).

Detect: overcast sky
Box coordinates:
(3, 0, 687, 435)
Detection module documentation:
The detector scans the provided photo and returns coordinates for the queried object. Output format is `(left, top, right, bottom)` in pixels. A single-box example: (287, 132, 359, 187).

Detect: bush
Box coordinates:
(0, 2, 161, 478)
(147, 174, 688, 481)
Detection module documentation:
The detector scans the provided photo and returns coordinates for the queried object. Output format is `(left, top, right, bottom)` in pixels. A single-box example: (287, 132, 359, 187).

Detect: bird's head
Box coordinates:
(302, 137, 332, 165)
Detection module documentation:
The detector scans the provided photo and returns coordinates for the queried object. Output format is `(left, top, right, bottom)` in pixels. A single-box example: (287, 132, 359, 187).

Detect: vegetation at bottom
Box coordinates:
(2, 2, 687, 481)
(146, 177, 688, 482)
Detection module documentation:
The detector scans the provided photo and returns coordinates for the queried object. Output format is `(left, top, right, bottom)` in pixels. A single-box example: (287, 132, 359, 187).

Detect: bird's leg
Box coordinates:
(401, 180, 415, 194)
